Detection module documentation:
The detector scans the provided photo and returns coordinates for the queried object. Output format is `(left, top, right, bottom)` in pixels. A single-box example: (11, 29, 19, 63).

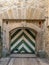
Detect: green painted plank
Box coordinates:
(16, 40, 35, 52)
(19, 47, 28, 53)
(23, 32, 35, 47)
(11, 40, 35, 53)
(11, 32, 23, 46)
(11, 32, 35, 47)
(25, 29, 36, 39)
(11, 40, 23, 52)
(23, 40, 35, 52)
(11, 29, 21, 39)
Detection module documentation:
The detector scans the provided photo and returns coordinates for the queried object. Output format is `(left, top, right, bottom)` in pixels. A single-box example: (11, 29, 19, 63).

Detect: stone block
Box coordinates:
(37, 50, 46, 58)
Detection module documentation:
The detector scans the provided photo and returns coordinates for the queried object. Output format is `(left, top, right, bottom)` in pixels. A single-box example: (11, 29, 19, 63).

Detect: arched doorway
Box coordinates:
(10, 27, 36, 54)
(2, 19, 43, 55)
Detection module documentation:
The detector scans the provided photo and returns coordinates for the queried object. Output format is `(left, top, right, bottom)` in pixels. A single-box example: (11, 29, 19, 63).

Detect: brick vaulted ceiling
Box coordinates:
(0, 0, 46, 19)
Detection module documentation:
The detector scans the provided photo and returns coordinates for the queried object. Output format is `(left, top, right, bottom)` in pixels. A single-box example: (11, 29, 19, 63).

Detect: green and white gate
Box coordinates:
(10, 28, 36, 54)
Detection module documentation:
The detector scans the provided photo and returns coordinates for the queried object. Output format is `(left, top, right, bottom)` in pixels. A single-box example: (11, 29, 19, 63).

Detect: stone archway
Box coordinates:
(2, 19, 44, 55)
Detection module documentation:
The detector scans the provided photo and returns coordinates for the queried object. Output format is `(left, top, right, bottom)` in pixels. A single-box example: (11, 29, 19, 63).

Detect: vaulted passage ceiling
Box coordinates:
(0, 0, 46, 19)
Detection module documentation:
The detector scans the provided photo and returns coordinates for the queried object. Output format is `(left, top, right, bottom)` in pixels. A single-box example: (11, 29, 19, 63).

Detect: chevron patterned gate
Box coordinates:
(10, 28, 36, 54)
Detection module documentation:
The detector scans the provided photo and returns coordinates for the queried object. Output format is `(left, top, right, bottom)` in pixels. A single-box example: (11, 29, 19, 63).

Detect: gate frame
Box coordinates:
(2, 19, 45, 55)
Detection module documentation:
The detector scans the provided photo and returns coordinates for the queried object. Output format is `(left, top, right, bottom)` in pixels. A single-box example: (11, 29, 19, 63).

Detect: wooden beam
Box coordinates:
(3, 19, 45, 21)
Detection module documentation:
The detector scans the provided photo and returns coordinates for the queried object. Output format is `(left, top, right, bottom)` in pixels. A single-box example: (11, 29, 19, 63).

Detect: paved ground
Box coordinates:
(0, 57, 49, 65)
(0, 58, 10, 65)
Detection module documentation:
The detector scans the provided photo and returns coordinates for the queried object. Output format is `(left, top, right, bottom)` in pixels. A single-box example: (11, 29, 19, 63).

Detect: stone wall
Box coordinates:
(0, 0, 46, 26)
(0, 26, 2, 57)
(0, 0, 49, 58)
(45, 27, 49, 58)
(45, 0, 49, 57)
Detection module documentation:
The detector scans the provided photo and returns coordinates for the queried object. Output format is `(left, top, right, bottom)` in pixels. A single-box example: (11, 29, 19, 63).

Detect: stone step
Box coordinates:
(10, 54, 37, 58)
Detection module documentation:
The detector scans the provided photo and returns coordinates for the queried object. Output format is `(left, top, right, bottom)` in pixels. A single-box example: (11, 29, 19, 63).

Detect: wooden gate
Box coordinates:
(10, 28, 36, 54)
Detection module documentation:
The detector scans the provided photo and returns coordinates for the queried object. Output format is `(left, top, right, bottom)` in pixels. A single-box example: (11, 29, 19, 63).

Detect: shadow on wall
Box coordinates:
(0, 26, 2, 58)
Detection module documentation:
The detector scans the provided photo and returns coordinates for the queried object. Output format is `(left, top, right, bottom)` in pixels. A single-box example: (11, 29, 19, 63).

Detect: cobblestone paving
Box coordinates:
(0, 58, 10, 65)
(0, 57, 49, 65)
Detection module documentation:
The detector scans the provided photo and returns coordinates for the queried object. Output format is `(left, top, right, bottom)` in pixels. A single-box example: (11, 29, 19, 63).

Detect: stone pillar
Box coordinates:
(36, 26, 46, 57)
(5, 23, 10, 54)
(2, 22, 10, 56)
(41, 21, 46, 51)
(45, 17, 49, 57)
(36, 31, 43, 52)
(0, 26, 2, 57)
(46, 1, 49, 57)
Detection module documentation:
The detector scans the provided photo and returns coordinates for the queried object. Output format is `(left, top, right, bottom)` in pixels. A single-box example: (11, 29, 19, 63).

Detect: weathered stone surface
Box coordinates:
(1, 57, 48, 65)
(0, 0, 49, 58)
(0, 58, 10, 65)
(45, 28, 49, 57)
